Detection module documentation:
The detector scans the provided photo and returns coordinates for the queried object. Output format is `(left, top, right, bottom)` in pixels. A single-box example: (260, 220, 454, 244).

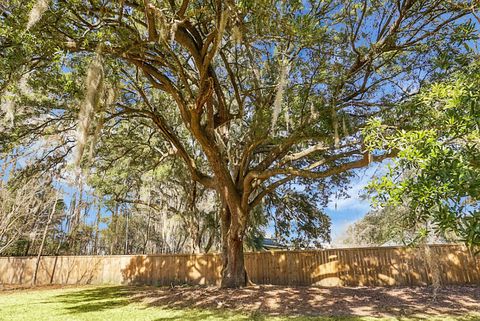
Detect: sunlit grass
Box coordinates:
(0, 286, 478, 321)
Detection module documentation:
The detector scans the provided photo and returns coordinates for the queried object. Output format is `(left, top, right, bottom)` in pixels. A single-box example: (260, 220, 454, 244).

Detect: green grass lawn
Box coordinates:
(0, 286, 478, 321)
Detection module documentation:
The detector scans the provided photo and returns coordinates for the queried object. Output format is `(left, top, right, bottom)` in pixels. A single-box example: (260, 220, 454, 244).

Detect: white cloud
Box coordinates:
(326, 182, 371, 212)
(327, 162, 389, 210)
(326, 162, 389, 244)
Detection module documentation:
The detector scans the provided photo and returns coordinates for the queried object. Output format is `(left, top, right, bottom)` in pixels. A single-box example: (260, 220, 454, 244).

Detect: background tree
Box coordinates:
(343, 204, 457, 246)
(0, 166, 65, 256)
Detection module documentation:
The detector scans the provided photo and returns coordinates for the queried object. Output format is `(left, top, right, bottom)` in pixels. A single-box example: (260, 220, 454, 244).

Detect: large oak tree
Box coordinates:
(1, 0, 478, 287)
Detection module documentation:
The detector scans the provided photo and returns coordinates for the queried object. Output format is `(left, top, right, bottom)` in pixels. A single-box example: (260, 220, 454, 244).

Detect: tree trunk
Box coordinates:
(93, 205, 101, 255)
(189, 110, 252, 286)
(221, 232, 247, 288)
(124, 209, 129, 255)
(33, 193, 58, 286)
(203, 230, 215, 253)
(143, 211, 151, 254)
(220, 206, 248, 288)
(110, 203, 119, 254)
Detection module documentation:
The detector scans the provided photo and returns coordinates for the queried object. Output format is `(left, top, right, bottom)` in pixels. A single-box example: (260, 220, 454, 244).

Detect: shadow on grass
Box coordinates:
(151, 313, 232, 321)
(50, 285, 480, 320)
(52, 286, 141, 314)
(51, 286, 243, 320)
(132, 285, 480, 318)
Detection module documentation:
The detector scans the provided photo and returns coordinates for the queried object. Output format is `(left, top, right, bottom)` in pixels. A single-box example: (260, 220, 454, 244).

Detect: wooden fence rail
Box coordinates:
(1, 244, 479, 287)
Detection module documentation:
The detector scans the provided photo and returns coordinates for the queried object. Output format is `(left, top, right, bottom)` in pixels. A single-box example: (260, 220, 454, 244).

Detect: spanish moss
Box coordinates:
(26, 0, 49, 30)
(1, 91, 15, 127)
(88, 86, 116, 163)
(271, 58, 290, 132)
(74, 52, 104, 169)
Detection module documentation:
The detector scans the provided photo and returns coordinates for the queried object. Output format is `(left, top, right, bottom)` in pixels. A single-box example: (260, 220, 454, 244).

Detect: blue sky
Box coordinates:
(325, 162, 388, 243)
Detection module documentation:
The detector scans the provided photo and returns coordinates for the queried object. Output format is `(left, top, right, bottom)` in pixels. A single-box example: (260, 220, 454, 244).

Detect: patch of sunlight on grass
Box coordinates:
(0, 286, 478, 321)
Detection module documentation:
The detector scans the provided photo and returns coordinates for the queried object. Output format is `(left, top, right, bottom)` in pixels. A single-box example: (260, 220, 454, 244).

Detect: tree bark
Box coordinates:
(220, 206, 248, 288)
(124, 208, 129, 255)
(33, 193, 58, 286)
(93, 205, 101, 255)
(203, 230, 215, 253)
(221, 232, 247, 288)
(110, 203, 119, 254)
(143, 211, 151, 254)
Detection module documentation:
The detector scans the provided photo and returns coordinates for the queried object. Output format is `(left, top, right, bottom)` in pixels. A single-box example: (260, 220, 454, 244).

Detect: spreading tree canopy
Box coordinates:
(1, 0, 478, 287)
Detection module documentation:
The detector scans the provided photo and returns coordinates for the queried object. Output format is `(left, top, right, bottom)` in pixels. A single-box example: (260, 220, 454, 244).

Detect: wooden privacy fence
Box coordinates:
(1, 244, 479, 287)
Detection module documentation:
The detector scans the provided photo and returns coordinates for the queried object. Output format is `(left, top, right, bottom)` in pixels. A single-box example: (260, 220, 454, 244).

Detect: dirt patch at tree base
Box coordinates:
(134, 285, 480, 317)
